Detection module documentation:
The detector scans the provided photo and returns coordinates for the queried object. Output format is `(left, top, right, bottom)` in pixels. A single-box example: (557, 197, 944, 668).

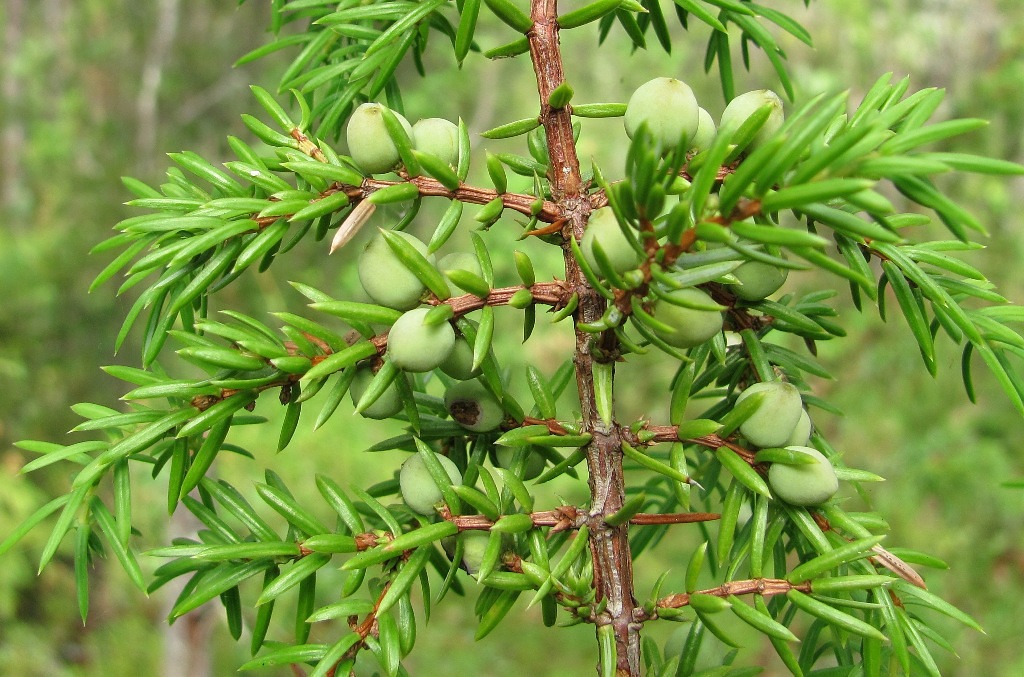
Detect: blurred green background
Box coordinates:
(2, 0, 1023, 675)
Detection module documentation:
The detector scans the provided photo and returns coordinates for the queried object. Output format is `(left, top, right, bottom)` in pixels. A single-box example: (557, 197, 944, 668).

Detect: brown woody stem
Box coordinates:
(527, 1, 640, 674)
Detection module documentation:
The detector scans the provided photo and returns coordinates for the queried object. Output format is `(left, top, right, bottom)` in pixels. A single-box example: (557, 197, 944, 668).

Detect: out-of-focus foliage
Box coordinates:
(1, 0, 1023, 675)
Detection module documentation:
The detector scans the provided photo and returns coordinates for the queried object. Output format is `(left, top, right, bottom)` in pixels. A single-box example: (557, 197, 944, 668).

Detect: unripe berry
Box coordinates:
(457, 530, 491, 576)
(438, 252, 483, 295)
(719, 89, 785, 151)
(691, 107, 717, 152)
(736, 381, 803, 448)
(651, 288, 724, 348)
(445, 379, 504, 433)
(439, 335, 480, 380)
(387, 307, 456, 373)
(346, 102, 413, 174)
(492, 445, 545, 480)
(349, 366, 404, 420)
(581, 208, 644, 275)
(768, 446, 839, 506)
(412, 117, 460, 167)
(624, 77, 700, 153)
(785, 409, 812, 447)
(399, 453, 462, 515)
(729, 261, 788, 301)
(358, 231, 434, 311)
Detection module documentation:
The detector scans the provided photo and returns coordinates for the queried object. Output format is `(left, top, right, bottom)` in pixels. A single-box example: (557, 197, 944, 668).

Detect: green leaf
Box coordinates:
(761, 179, 875, 213)
(800, 203, 900, 243)
(367, 182, 421, 205)
(171, 560, 273, 619)
(683, 542, 709, 596)
(810, 575, 895, 594)
(481, 117, 541, 139)
(414, 149, 461, 191)
(571, 102, 627, 118)
(621, 441, 690, 484)
(178, 346, 267, 372)
(290, 191, 350, 222)
(756, 596, 803, 675)
(194, 542, 302, 561)
(559, 0, 622, 29)
(716, 446, 770, 499)
(920, 152, 1024, 176)
(0, 494, 71, 557)
(282, 160, 363, 186)
(256, 483, 329, 536)
(377, 542, 433, 615)
(74, 524, 90, 623)
(717, 480, 743, 561)
(301, 341, 378, 382)
(728, 596, 798, 642)
(605, 492, 646, 527)
(673, 0, 727, 32)
(491, 513, 535, 534)
(239, 644, 327, 671)
(881, 260, 936, 373)
(753, 447, 817, 465)
(315, 474, 365, 534)
(380, 228, 451, 300)
(178, 419, 232, 499)
(892, 581, 984, 632)
(473, 306, 495, 371)
(200, 479, 278, 542)
(19, 440, 106, 474)
(452, 485, 501, 521)
(548, 82, 574, 109)
(255, 553, 331, 606)
(593, 361, 614, 428)
(881, 118, 988, 154)
(307, 600, 376, 624)
(785, 589, 887, 641)
(483, 0, 533, 33)
(455, 0, 482, 64)
(787, 536, 886, 583)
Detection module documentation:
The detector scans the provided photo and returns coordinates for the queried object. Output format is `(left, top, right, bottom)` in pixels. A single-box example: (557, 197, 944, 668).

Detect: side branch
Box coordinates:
(357, 176, 561, 222)
(650, 578, 812, 617)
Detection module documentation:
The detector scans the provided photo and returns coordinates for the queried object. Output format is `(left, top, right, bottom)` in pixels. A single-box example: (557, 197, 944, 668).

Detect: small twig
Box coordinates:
(649, 577, 813, 619)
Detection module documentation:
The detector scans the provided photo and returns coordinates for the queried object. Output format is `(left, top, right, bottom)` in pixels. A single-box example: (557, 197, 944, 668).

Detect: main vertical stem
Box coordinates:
(527, 3, 640, 674)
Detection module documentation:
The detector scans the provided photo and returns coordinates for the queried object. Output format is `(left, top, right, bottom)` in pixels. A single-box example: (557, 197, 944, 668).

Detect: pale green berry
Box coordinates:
(445, 379, 504, 433)
(581, 208, 644, 275)
(350, 366, 404, 420)
(457, 531, 491, 576)
(399, 453, 462, 515)
(719, 89, 785, 151)
(358, 230, 434, 311)
(624, 77, 700, 153)
(413, 117, 459, 167)
(736, 381, 803, 448)
(438, 252, 483, 295)
(651, 288, 724, 348)
(346, 102, 413, 174)
(691, 107, 717, 151)
(439, 335, 480, 380)
(768, 446, 839, 506)
(387, 307, 456, 373)
(729, 261, 788, 301)
(785, 409, 812, 447)
(493, 445, 545, 480)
